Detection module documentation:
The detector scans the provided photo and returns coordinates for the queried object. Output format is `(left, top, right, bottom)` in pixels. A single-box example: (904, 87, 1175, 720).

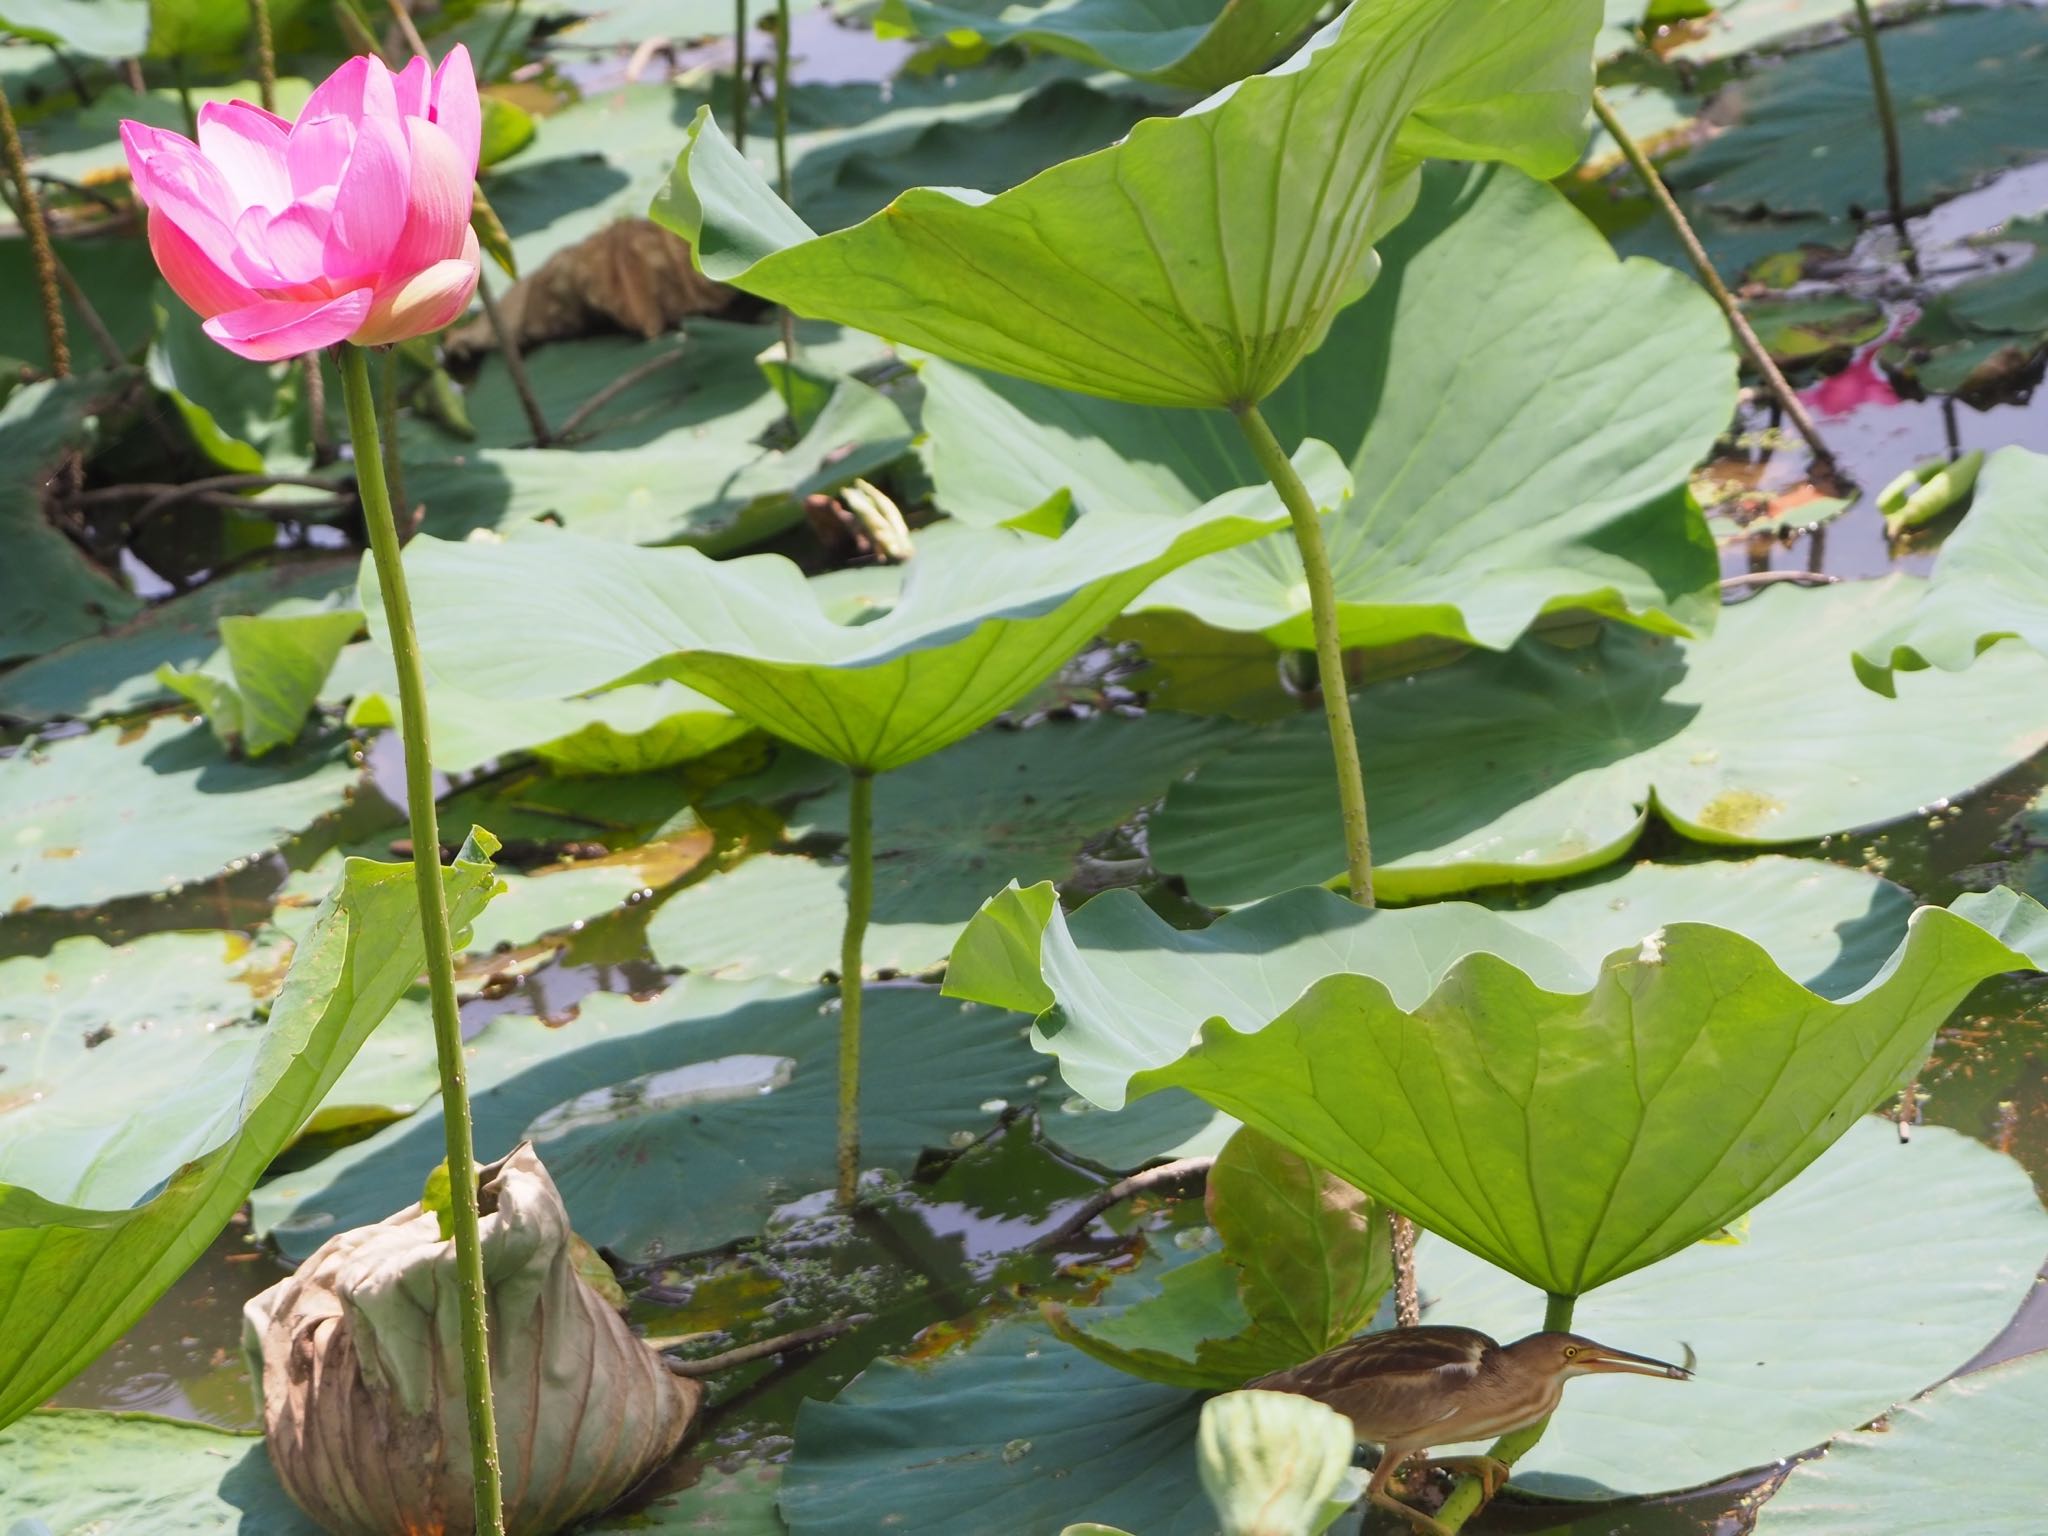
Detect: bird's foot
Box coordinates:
(1435, 1454, 1512, 1501)
(1367, 1488, 1453, 1536)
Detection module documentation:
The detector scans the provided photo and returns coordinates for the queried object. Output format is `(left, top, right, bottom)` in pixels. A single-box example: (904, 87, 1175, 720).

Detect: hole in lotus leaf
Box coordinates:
(524, 1054, 798, 1143)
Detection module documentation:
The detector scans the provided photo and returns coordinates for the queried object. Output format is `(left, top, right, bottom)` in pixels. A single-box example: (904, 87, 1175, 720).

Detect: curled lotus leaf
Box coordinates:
(943, 873, 2048, 1296)
(652, 0, 1600, 408)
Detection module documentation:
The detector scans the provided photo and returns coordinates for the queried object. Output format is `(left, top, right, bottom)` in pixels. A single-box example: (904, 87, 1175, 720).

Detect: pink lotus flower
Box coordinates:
(121, 48, 483, 362)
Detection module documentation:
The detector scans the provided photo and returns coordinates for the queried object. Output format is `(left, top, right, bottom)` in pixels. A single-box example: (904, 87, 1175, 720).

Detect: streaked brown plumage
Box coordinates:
(1251, 1325, 1692, 1535)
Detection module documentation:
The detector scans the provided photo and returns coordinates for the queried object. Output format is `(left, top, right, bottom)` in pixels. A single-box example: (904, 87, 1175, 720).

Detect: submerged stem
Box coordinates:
(1432, 1293, 1576, 1532)
(1230, 401, 1373, 903)
(836, 768, 875, 1207)
(338, 344, 506, 1536)
(1591, 89, 1837, 472)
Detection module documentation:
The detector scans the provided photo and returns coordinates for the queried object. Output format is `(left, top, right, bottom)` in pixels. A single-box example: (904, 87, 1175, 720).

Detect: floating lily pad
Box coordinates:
(872, 0, 1324, 90)
(921, 163, 1728, 651)
(0, 377, 142, 664)
(1419, 1120, 2048, 1498)
(0, 559, 355, 727)
(1855, 448, 2048, 692)
(1669, 9, 2048, 218)
(252, 981, 1043, 1264)
(0, 837, 500, 1426)
(0, 0, 148, 56)
(1151, 578, 2048, 904)
(780, 1313, 1221, 1536)
(1742, 292, 1886, 370)
(400, 450, 1338, 770)
(1664, 0, 1912, 62)
(0, 716, 358, 915)
(944, 857, 2048, 1295)
(648, 713, 1245, 980)
(655, 0, 1599, 407)
(1752, 1344, 2048, 1533)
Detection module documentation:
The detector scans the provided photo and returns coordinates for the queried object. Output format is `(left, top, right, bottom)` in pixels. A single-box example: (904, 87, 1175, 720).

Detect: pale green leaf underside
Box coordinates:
(1421, 1120, 2048, 1499)
(921, 162, 1728, 651)
(400, 447, 1342, 770)
(0, 837, 501, 1428)
(1854, 447, 2048, 692)
(874, 0, 1326, 90)
(653, 0, 1600, 406)
(1151, 578, 2048, 904)
(943, 869, 2048, 1294)
(1753, 1345, 2048, 1533)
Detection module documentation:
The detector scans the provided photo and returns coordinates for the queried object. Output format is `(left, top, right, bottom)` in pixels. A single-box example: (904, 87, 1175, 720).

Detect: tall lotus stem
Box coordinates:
(771, 0, 798, 399)
(1432, 1293, 1576, 1530)
(0, 83, 69, 377)
(1233, 401, 1418, 1325)
(732, 0, 750, 151)
(1851, 0, 1916, 272)
(1590, 89, 1837, 471)
(249, 0, 278, 111)
(337, 342, 506, 1536)
(837, 768, 875, 1206)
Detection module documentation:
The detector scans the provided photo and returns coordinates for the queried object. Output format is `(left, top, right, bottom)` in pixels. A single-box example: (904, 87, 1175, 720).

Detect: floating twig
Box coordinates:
(1033, 1155, 1215, 1251)
(661, 1315, 860, 1377)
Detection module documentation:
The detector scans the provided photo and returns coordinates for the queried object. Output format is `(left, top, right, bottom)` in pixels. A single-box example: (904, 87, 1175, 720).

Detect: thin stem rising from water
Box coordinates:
(836, 768, 875, 1206)
(1432, 1292, 1577, 1532)
(0, 82, 69, 377)
(338, 344, 506, 1536)
(1851, 0, 1918, 273)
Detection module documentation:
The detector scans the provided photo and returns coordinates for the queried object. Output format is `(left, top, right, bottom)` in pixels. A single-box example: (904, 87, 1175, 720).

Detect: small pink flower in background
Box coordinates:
(121, 47, 483, 362)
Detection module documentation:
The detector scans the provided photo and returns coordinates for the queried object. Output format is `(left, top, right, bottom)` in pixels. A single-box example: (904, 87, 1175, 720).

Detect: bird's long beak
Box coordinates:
(1581, 1342, 1693, 1380)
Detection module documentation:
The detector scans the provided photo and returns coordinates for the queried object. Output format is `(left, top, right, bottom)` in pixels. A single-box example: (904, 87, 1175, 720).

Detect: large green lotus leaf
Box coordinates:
(0, 716, 358, 915)
(407, 324, 911, 549)
(399, 447, 1340, 770)
(872, 0, 1324, 90)
(780, 1315, 1221, 1536)
(921, 163, 1728, 650)
(0, 1408, 777, 1533)
(0, 377, 143, 664)
(0, 836, 500, 1428)
(0, 1411, 319, 1533)
(653, 0, 1600, 408)
(1668, 10, 2048, 218)
(1752, 1346, 2048, 1534)
(649, 713, 1246, 980)
(1855, 448, 2048, 693)
(252, 981, 1043, 1264)
(943, 858, 2048, 1294)
(1151, 578, 2048, 904)
(1418, 1119, 2048, 1497)
(0, 559, 354, 727)
(0, 0, 148, 55)
(147, 290, 309, 475)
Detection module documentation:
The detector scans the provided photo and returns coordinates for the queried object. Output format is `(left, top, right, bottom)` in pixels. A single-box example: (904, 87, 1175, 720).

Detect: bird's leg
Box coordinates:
(1367, 1449, 1451, 1536)
(1433, 1454, 1511, 1501)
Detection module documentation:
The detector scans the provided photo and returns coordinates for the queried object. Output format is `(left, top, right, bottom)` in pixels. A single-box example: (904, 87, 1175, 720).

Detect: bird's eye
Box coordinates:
(1563, 1346, 1578, 1359)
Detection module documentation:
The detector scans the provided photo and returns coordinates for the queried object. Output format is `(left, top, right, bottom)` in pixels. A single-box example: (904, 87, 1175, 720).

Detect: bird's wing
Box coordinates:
(1253, 1328, 1491, 1442)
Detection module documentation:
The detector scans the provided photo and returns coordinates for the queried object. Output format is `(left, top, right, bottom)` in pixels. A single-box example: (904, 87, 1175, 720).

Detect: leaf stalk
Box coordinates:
(1431, 1292, 1576, 1531)
(837, 767, 875, 1206)
(338, 342, 506, 1536)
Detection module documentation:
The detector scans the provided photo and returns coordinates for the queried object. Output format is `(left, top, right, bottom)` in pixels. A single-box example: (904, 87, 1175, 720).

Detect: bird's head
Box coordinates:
(1511, 1332, 1694, 1382)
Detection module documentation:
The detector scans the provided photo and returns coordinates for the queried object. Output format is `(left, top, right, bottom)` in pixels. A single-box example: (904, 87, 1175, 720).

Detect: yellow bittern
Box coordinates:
(1251, 1325, 1692, 1535)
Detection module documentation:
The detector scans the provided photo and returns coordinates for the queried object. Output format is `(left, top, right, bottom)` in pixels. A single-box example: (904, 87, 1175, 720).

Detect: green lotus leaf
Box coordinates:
(1668, 9, 2048, 218)
(919, 162, 1728, 651)
(0, 559, 355, 727)
(652, 0, 1600, 408)
(1879, 220, 2048, 398)
(147, 291, 309, 475)
(399, 446, 1342, 770)
(873, 0, 1324, 91)
(943, 862, 2048, 1294)
(649, 713, 1246, 980)
(251, 981, 1044, 1264)
(157, 608, 363, 759)
(1150, 578, 2048, 904)
(0, 0, 148, 57)
(1419, 1119, 2048, 1497)
(1050, 1126, 1391, 1388)
(0, 716, 358, 915)
(1752, 1344, 2048, 1534)
(0, 377, 143, 664)
(0, 834, 501, 1427)
(1855, 448, 2048, 693)
(1661, 0, 1911, 63)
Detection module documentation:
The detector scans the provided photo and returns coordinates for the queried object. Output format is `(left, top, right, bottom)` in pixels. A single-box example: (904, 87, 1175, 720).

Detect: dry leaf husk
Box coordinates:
(244, 1143, 698, 1535)
(448, 219, 732, 357)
